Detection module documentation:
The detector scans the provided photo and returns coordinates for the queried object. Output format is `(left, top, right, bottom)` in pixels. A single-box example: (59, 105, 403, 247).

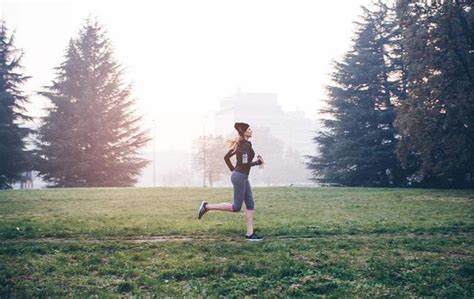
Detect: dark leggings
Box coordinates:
(230, 170, 254, 212)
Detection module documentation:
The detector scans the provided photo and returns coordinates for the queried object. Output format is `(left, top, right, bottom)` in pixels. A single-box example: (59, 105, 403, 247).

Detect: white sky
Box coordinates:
(2, 0, 372, 151)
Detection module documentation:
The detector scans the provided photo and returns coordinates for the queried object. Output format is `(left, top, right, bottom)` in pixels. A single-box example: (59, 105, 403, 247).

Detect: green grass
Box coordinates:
(0, 187, 473, 297)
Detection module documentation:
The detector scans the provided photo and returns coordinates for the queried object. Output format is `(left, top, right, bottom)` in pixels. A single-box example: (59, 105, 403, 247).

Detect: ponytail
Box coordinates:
(227, 133, 243, 152)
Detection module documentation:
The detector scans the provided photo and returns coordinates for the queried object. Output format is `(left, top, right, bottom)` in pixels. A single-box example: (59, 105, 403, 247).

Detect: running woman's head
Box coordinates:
(234, 122, 249, 136)
(228, 122, 252, 151)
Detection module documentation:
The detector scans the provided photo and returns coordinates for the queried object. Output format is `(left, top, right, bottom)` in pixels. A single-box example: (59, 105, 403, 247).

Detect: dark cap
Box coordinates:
(234, 122, 249, 135)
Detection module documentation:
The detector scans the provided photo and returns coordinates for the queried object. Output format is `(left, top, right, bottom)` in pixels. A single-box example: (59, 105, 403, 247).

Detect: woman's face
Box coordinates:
(244, 127, 253, 138)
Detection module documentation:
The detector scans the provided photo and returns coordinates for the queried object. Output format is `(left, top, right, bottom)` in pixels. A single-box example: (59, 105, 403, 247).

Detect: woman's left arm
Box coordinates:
(249, 158, 263, 167)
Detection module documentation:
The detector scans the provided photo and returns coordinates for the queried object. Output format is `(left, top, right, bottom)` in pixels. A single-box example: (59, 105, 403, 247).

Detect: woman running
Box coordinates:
(197, 122, 264, 241)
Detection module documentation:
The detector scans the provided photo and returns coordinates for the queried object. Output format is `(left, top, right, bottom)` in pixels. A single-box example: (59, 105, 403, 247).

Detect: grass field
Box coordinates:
(0, 187, 473, 297)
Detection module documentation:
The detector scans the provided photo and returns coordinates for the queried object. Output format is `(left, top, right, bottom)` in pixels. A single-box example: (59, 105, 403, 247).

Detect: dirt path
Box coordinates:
(1, 231, 472, 245)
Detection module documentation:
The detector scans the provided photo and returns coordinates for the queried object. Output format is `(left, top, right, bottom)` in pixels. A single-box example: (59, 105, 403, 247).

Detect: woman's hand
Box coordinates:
(257, 155, 265, 168)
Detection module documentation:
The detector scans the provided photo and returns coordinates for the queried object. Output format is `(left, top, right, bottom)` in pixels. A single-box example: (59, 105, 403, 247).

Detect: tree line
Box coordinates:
(2, 1, 473, 189)
(0, 19, 149, 188)
(306, 0, 473, 188)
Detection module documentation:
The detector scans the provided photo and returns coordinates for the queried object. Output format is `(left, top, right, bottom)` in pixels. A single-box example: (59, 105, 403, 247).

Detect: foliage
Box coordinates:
(395, 0, 474, 188)
(307, 2, 405, 187)
(34, 19, 149, 187)
(191, 134, 228, 187)
(0, 21, 31, 189)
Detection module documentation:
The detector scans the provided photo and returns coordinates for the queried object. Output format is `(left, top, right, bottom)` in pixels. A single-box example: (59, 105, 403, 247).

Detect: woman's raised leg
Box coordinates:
(205, 203, 234, 212)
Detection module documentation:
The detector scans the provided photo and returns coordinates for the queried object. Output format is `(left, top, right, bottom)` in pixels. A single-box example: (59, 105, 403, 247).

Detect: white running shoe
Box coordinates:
(198, 201, 208, 219)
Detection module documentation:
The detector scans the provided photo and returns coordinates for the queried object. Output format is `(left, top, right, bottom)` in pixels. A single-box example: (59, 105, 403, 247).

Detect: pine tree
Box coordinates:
(388, 0, 422, 186)
(307, 2, 405, 187)
(395, 1, 474, 188)
(0, 21, 31, 189)
(35, 19, 150, 187)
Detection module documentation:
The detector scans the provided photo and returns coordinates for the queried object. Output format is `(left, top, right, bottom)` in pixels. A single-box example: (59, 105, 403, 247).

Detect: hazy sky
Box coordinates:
(2, 0, 372, 151)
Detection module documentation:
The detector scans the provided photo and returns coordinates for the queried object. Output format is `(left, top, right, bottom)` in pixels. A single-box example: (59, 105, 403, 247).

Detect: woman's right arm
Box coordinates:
(224, 149, 236, 171)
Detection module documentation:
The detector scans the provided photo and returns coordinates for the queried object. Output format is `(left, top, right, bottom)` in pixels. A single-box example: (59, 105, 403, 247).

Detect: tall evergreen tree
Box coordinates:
(307, 2, 405, 187)
(388, 0, 422, 185)
(35, 19, 150, 187)
(395, 1, 474, 188)
(0, 21, 31, 189)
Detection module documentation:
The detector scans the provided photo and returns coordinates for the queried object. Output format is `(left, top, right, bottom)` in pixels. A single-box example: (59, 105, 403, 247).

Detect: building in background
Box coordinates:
(213, 91, 317, 186)
(214, 91, 316, 156)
